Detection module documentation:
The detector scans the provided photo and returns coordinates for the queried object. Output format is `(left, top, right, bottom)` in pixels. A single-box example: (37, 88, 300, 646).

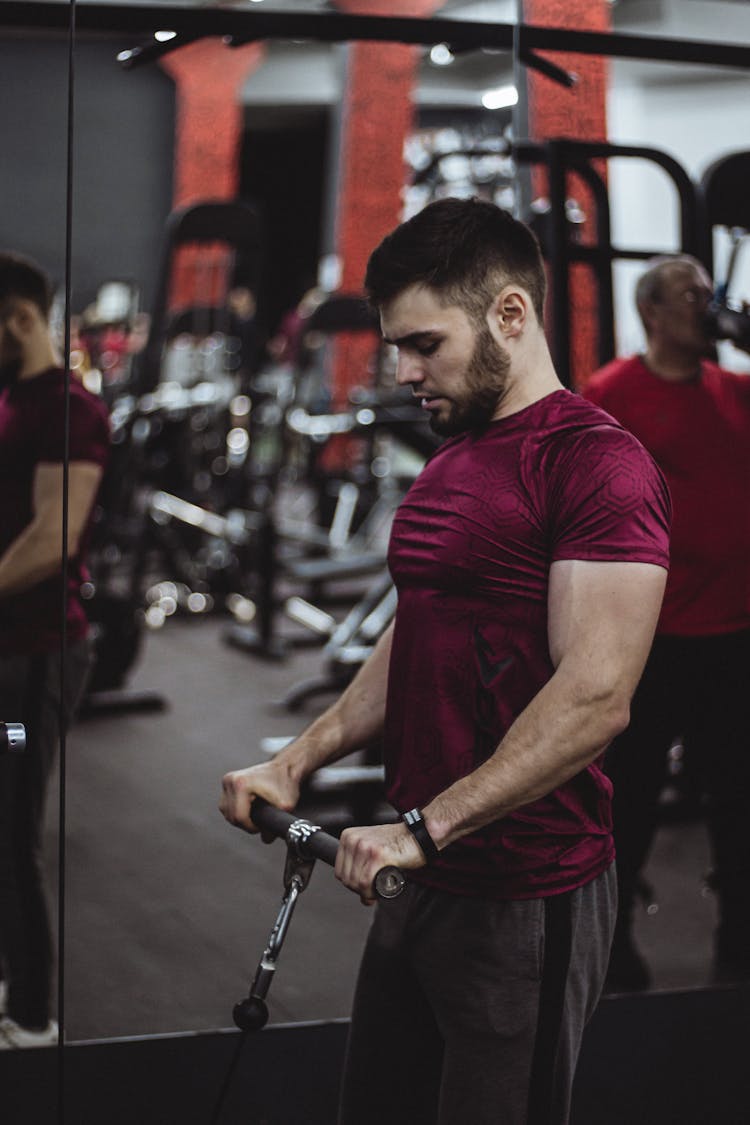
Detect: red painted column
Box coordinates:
(159, 39, 265, 310)
(334, 0, 437, 293)
(330, 0, 438, 417)
(522, 0, 611, 388)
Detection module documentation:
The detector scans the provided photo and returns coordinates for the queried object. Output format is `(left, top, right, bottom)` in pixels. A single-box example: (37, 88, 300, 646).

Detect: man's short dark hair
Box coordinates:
(365, 198, 546, 326)
(0, 252, 52, 318)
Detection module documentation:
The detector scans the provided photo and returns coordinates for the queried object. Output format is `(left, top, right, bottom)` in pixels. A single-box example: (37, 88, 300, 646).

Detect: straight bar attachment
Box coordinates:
(233, 800, 405, 1032)
(251, 798, 406, 901)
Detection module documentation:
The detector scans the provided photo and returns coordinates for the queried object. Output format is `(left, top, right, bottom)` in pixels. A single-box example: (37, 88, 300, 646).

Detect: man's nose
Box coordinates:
(395, 352, 424, 386)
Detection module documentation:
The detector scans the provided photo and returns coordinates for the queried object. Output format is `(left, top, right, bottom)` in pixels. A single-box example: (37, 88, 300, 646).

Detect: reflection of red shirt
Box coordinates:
(584, 355, 750, 636)
(386, 389, 671, 900)
(0, 368, 110, 655)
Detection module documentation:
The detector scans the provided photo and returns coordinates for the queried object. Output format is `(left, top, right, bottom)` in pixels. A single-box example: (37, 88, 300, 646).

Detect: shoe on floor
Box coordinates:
(0, 1015, 59, 1049)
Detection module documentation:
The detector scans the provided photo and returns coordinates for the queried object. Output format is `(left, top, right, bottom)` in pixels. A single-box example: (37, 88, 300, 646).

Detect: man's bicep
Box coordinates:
(33, 461, 103, 542)
(548, 559, 667, 692)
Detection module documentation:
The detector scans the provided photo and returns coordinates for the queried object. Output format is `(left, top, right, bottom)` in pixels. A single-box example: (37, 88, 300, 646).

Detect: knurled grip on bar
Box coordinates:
(251, 798, 406, 899)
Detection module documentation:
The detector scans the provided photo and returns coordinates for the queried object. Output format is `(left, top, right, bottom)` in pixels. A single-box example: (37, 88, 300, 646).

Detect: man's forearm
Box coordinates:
(220, 622, 394, 831)
(329, 655, 633, 903)
(0, 462, 103, 599)
(422, 663, 628, 851)
(421, 559, 665, 852)
(274, 623, 394, 785)
(0, 519, 64, 597)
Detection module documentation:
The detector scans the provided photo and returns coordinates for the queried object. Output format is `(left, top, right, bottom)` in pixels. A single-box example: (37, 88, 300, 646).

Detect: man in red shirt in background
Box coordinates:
(0, 253, 109, 1048)
(585, 254, 750, 991)
(222, 199, 670, 1125)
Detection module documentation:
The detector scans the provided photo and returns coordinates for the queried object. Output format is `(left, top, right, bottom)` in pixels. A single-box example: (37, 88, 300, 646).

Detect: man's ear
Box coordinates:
(6, 299, 40, 338)
(487, 286, 528, 343)
(638, 300, 657, 336)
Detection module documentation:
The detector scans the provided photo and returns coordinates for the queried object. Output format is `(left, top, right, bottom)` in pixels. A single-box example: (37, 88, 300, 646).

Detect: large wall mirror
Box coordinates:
(0, 0, 748, 1059)
(61, 0, 522, 1047)
(45, 0, 523, 1046)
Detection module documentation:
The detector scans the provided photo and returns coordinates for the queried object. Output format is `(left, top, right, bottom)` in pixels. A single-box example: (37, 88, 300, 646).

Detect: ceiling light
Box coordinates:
(481, 85, 519, 111)
(154, 30, 177, 42)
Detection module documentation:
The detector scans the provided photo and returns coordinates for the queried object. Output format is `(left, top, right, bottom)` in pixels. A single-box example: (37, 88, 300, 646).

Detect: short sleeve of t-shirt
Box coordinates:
(35, 380, 110, 467)
(543, 424, 671, 567)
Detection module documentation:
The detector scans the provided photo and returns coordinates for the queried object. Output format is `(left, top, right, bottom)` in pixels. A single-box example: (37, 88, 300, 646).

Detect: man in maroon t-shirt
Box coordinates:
(221, 200, 670, 1125)
(585, 254, 750, 992)
(0, 253, 109, 1049)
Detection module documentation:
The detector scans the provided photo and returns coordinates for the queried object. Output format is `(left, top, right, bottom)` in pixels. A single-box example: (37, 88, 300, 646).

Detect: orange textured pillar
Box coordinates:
(522, 0, 611, 388)
(159, 39, 265, 310)
(330, 0, 438, 414)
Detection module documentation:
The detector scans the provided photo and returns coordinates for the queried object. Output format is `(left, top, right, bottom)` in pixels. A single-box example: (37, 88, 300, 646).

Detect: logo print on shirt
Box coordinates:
(474, 625, 514, 687)
(472, 625, 515, 765)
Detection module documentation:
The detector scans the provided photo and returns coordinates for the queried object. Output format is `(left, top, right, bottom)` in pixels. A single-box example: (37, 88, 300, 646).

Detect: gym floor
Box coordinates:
(46, 609, 719, 1044)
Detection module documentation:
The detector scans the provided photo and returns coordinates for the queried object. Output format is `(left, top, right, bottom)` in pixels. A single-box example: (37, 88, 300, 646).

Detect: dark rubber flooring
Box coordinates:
(45, 613, 722, 1044)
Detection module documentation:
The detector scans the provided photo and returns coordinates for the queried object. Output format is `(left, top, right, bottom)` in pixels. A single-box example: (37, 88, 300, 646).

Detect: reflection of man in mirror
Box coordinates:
(0, 253, 109, 1048)
(227, 284, 264, 381)
(585, 255, 750, 991)
(221, 199, 671, 1124)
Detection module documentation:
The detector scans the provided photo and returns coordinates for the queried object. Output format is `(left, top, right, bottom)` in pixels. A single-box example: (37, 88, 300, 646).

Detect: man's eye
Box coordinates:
(417, 341, 439, 357)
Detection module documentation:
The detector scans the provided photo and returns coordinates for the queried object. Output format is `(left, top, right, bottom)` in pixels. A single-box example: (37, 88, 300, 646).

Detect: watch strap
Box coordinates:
(402, 807, 439, 863)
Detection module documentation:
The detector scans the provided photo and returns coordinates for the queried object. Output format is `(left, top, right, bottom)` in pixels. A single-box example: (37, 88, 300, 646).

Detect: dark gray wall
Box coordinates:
(0, 33, 175, 313)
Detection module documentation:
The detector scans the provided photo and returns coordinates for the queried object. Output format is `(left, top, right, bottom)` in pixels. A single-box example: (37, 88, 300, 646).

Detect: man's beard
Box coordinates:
(0, 357, 22, 391)
(0, 325, 23, 390)
(429, 325, 511, 437)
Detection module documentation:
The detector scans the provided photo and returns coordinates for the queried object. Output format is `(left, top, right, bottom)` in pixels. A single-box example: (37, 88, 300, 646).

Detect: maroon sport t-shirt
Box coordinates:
(385, 388, 671, 900)
(0, 367, 110, 656)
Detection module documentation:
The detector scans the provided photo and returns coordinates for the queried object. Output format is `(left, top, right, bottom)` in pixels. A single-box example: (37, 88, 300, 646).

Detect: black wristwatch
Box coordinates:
(402, 808, 439, 863)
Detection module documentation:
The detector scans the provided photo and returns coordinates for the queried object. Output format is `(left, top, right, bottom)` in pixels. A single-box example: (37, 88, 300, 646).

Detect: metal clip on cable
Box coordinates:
(232, 799, 405, 1033)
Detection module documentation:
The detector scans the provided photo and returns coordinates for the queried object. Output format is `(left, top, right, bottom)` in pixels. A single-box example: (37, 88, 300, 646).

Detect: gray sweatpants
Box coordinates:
(338, 864, 616, 1125)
